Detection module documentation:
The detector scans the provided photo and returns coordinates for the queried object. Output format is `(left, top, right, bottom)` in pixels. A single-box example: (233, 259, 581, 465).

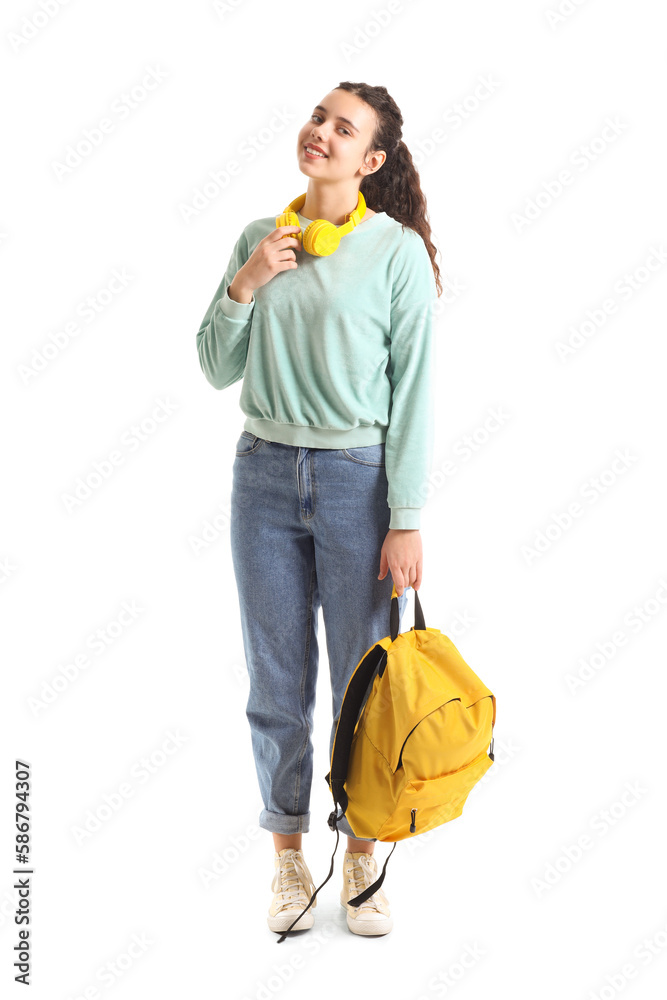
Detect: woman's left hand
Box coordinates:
(378, 529, 422, 595)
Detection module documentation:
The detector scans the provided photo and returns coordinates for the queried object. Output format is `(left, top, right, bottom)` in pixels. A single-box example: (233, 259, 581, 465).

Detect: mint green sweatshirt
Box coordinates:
(196, 209, 435, 529)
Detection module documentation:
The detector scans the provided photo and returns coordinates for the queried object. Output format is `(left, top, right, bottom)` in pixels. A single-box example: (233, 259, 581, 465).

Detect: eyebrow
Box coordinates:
(313, 105, 359, 134)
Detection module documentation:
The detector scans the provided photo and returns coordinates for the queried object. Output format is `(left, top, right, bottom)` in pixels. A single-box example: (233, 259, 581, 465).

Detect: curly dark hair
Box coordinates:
(336, 81, 443, 298)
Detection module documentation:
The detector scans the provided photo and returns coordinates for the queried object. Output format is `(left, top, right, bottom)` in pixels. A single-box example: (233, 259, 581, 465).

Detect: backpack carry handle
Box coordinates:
(390, 583, 426, 642)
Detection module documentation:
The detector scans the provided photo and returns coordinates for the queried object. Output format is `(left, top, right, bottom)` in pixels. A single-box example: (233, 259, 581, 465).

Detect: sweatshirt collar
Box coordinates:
(297, 210, 385, 230)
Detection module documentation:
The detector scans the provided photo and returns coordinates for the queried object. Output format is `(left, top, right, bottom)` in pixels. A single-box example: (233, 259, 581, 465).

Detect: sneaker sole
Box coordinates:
(340, 899, 393, 935)
(267, 909, 315, 932)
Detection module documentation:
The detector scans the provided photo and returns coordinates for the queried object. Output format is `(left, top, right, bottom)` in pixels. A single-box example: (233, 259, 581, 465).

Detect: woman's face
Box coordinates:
(297, 90, 386, 181)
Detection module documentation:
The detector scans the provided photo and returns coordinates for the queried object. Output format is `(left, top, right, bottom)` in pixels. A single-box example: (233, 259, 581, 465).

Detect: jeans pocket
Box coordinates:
(235, 431, 265, 457)
(341, 443, 386, 467)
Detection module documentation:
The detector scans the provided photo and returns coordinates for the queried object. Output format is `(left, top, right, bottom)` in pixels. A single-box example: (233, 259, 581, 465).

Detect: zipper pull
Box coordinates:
(410, 808, 417, 833)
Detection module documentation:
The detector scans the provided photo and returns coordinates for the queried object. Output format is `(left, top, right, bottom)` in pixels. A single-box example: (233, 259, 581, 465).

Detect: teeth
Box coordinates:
(306, 146, 326, 157)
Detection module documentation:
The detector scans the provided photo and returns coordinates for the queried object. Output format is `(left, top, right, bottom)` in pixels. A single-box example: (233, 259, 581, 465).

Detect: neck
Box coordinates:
(299, 184, 367, 225)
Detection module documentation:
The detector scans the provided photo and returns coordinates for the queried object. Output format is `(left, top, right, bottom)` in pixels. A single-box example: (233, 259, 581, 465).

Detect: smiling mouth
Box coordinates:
(304, 144, 328, 158)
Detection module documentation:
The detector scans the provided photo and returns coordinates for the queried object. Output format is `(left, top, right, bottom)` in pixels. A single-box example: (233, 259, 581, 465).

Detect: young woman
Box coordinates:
(197, 81, 442, 937)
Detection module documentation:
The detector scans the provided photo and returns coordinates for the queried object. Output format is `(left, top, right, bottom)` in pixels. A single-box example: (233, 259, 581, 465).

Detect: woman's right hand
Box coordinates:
(230, 225, 302, 300)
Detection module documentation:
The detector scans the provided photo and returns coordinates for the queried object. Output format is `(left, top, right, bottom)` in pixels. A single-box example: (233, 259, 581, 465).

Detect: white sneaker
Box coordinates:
(267, 847, 317, 933)
(340, 851, 393, 936)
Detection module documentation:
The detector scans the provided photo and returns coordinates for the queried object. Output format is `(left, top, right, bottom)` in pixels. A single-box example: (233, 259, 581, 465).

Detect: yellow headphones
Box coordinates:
(275, 190, 367, 257)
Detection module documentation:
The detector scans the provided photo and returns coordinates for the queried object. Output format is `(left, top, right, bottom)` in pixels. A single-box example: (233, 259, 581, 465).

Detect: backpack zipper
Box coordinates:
(410, 808, 417, 833)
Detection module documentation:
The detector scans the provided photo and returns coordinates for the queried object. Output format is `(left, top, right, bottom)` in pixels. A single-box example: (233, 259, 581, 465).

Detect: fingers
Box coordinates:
(381, 529, 423, 597)
(271, 225, 302, 249)
(414, 557, 423, 591)
(390, 563, 422, 595)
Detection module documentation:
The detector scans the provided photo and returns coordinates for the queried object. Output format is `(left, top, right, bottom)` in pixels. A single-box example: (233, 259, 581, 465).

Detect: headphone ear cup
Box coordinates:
(276, 210, 303, 245)
(303, 220, 341, 257)
(300, 221, 317, 255)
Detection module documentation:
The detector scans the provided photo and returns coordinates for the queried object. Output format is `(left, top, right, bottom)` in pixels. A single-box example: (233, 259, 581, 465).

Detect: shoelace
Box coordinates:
(272, 852, 315, 913)
(346, 854, 388, 912)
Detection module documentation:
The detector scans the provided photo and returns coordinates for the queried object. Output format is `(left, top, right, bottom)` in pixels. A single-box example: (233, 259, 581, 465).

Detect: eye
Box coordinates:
(310, 113, 350, 136)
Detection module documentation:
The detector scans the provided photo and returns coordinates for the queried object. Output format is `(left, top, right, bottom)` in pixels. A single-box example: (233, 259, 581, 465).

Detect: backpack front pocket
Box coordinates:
(376, 748, 494, 842)
(389, 693, 494, 777)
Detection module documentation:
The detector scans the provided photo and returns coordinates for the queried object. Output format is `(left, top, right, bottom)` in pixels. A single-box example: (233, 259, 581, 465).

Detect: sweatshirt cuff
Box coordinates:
(389, 507, 421, 530)
(218, 284, 255, 319)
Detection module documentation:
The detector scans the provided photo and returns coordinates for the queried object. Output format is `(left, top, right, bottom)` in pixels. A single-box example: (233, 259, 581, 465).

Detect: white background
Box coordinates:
(2, 0, 667, 997)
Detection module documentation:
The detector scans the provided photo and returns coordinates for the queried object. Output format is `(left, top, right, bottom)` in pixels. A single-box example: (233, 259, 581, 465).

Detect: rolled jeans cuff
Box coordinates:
(259, 809, 310, 834)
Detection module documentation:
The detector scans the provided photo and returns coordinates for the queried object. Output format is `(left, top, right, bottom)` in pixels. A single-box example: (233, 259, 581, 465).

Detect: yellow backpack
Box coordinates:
(276, 584, 496, 943)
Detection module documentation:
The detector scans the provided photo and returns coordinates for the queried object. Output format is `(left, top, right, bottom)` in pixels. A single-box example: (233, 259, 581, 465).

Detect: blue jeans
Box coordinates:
(230, 430, 409, 839)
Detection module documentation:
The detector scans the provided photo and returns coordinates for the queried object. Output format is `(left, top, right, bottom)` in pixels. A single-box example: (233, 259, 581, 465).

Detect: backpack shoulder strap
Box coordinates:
(325, 641, 388, 823)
